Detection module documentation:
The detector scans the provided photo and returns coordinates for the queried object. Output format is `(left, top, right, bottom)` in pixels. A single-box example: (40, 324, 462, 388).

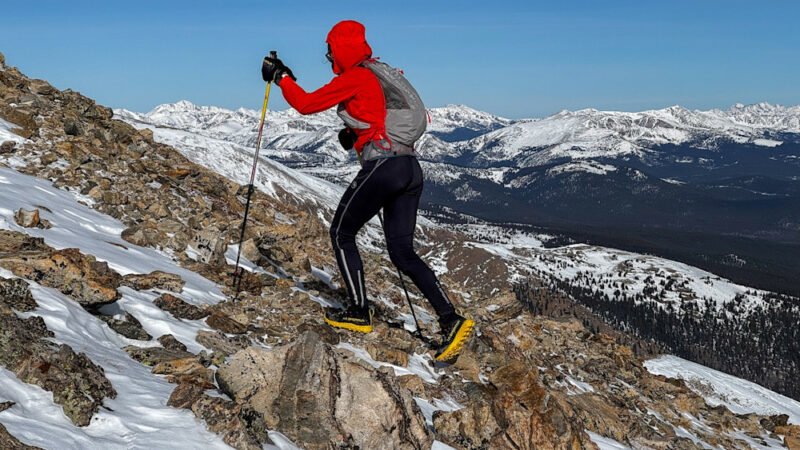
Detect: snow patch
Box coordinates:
(644, 355, 800, 424)
(585, 431, 630, 450)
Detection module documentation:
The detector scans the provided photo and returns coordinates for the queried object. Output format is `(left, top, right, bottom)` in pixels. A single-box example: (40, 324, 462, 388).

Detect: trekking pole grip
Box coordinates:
(270, 50, 277, 59)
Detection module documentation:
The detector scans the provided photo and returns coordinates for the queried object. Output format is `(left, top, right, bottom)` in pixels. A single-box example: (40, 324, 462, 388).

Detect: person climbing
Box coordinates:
(260, 20, 474, 362)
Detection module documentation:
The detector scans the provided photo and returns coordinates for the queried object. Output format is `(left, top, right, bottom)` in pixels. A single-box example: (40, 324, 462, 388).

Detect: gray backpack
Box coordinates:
(337, 58, 427, 162)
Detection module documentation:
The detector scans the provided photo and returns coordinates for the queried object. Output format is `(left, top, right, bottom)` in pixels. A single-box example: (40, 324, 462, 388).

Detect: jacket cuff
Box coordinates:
(276, 74, 292, 87)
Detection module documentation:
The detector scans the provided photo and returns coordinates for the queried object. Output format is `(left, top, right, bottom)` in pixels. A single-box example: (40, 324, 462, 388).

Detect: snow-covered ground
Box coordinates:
(0, 136, 308, 448)
(0, 267, 233, 450)
(0, 118, 27, 145)
(645, 355, 800, 425)
(0, 166, 225, 306)
(0, 164, 238, 447)
(452, 221, 774, 318)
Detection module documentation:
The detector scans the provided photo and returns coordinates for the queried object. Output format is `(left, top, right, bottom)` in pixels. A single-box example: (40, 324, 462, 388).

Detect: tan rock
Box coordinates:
(153, 293, 209, 320)
(366, 342, 409, 367)
(240, 238, 261, 263)
(39, 152, 58, 165)
(153, 357, 215, 388)
(138, 128, 154, 140)
(206, 310, 248, 334)
(272, 277, 293, 289)
(87, 186, 103, 199)
(13, 208, 50, 229)
(0, 235, 121, 306)
(121, 270, 185, 293)
(216, 331, 432, 449)
(165, 168, 192, 179)
(167, 381, 205, 409)
(396, 374, 425, 397)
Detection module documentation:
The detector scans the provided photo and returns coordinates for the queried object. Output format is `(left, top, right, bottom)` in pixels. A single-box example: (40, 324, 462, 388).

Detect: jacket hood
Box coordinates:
(326, 20, 372, 75)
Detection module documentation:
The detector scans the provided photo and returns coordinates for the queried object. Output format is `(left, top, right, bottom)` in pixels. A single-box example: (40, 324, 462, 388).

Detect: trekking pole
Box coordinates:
(377, 211, 424, 339)
(233, 50, 277, 293)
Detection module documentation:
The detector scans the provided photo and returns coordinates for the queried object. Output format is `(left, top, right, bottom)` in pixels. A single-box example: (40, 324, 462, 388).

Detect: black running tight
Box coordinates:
(329, 155, 456, 324)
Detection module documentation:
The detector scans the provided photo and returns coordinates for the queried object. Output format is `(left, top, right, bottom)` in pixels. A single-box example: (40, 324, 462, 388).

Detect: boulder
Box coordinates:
(195, 330, 250, 357)
(157, 334, 187, 352)
(434, 360, 587, 449)
(433, 401, 501, 449)
(13, 208, 51, 229)
(191, 229, 228, 266)
(98, 312, 151, 341)
(121, 270, 185, 293)
(190, 395, 267, 450)
(167, 381, 205, 409)
(63, 116, 84, 136)
(121, 222, 167, 248)
(366, 342, 409, 367)
(239, 238, 261, 263)
(0, 140, 16, 154)
(153, 293, 208, 320)
(123, 345, 194, 366)
(206, 310, 248, 334)
(39, 152, 58, 166)
(216, 331, 432, 450)
(152, 357, 215, 388)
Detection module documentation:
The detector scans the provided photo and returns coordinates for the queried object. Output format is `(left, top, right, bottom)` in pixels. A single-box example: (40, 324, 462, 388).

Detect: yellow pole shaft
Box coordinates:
(249, 82, 272, 185)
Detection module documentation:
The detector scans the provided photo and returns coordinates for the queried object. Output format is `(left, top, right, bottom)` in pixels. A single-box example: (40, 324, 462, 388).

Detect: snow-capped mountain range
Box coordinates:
(116, 100, 800, 167)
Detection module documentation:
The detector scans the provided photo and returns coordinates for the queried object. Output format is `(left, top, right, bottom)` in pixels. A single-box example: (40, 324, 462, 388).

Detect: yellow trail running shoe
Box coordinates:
(324, 307, 373, 334)
(435, 315, 475, 362)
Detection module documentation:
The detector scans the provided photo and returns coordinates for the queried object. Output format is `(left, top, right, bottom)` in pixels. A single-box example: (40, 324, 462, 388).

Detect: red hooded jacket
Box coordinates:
(278, 21, 386, 153)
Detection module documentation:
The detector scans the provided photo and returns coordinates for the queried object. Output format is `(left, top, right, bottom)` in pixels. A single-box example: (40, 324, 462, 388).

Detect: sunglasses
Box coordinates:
(326, 45, 333, 63)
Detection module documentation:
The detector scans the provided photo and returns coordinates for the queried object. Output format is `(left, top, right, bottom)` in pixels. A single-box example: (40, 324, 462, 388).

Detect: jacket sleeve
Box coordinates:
(279, 72, 361, 115)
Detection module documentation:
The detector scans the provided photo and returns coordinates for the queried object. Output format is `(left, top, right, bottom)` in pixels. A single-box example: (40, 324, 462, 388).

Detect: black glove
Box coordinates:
(261, 56, 296, 85)
(338, 127, 357, 150)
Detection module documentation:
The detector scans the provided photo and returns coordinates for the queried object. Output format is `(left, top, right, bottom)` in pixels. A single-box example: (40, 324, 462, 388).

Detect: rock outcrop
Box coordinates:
(0, 278, 116, 427)
(97, 312, 152, 341)
(216, 331, 433, 450)
(0, 231, 121, 306)
(121, 270, 185, 293)
(153, 293, 209, 320)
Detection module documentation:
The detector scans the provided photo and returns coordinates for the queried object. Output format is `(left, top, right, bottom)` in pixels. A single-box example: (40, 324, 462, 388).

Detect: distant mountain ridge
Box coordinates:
(116, 100, 800, 160)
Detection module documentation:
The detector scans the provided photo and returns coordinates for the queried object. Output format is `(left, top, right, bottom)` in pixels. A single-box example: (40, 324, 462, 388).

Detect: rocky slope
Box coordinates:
(1, 52, 799, 449)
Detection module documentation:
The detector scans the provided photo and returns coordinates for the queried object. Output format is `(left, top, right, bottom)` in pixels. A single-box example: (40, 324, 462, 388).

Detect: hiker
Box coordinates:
(260, 20, 474, 361)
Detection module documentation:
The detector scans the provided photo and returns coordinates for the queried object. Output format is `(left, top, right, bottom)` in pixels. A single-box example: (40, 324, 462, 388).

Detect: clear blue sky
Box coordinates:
(2, 1, 798, 118)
